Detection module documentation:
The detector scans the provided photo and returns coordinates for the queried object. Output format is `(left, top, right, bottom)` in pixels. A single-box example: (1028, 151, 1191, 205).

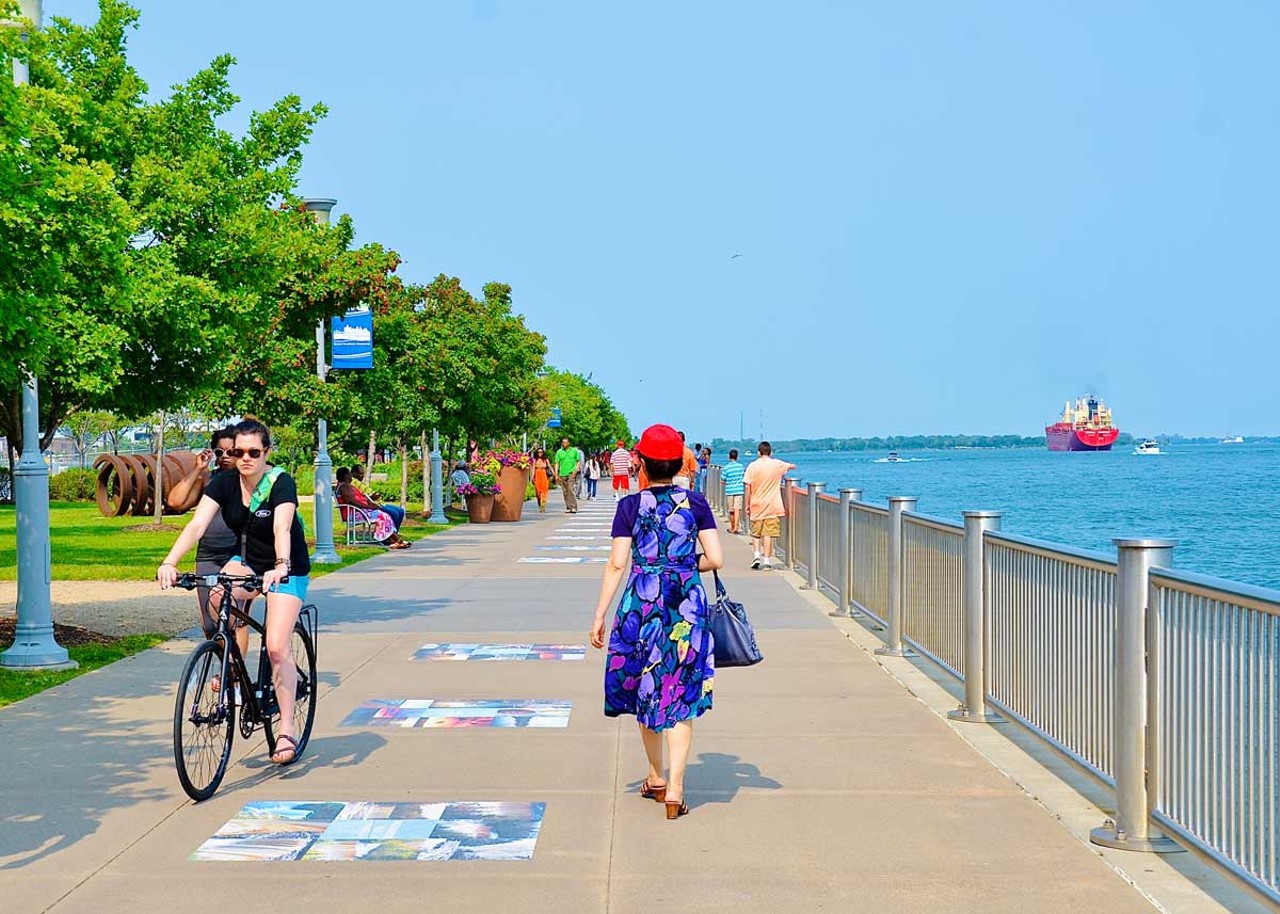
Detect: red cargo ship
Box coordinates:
(1046, 395, 1119, 451)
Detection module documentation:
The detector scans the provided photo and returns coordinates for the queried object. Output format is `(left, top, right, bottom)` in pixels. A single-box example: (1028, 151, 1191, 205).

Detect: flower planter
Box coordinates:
(491, 466, 530, 522)
(465, 493, 495, 523)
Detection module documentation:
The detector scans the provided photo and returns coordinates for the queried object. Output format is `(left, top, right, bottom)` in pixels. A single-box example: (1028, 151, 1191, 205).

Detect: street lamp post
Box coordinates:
(428, 429, 447, 524)
(303, 197, 340, 564)
(2, 0, 72, 671)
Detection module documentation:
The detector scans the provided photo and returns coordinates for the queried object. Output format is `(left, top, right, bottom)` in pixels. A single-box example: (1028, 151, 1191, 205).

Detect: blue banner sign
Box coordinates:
(547, 407, 562, 429)
(330, 306, 374, 370)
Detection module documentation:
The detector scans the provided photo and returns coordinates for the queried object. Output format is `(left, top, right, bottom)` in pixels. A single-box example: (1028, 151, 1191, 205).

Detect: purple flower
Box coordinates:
(636, 573, 660, 602)
(608, 654, 626, 671)
(637, 529, 659, 562)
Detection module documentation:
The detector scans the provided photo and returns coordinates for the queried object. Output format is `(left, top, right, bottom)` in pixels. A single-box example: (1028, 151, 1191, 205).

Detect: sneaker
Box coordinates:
(750, 556, 762, 570)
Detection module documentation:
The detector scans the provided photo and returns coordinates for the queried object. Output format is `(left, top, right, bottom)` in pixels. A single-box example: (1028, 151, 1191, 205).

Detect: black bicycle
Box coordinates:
(170, 572, 318, 801)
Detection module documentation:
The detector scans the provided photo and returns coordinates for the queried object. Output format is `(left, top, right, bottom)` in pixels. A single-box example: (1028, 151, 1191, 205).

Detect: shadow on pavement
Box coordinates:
(685, 751, 782, 808)
(0, 650, 181, 869)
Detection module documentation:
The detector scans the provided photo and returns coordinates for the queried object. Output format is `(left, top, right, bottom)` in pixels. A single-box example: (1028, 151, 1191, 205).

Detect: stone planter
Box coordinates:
(491, 466, 530, 522)
(465, 493, 495, 523)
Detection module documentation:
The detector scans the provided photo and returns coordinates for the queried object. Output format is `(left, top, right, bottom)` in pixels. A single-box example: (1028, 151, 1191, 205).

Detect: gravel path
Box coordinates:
(0, 581, 197, 638)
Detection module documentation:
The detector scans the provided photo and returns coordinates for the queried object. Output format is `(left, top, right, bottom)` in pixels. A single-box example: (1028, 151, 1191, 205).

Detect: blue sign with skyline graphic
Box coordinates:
(330, 306, 373, 369)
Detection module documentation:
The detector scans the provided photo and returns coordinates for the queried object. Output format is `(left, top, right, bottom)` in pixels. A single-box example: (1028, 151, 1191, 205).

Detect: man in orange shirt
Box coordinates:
(674, 430, 698, 488)
(742, 441, 796, 570)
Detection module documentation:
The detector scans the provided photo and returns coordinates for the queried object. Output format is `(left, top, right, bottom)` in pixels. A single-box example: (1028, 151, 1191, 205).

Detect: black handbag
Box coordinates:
(709, 572, 763, 667)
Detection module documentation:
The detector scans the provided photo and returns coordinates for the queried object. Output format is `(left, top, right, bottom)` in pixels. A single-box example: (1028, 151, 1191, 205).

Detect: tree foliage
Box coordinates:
(535, 369, 631, 452)
(0, 0, 382, 450)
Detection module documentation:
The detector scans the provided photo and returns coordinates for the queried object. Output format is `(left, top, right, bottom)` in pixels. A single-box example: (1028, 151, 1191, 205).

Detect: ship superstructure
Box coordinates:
(1045, 395, 1120, 451)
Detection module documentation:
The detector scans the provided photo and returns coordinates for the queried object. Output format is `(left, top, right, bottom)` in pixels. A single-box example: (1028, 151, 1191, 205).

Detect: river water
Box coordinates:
(773, 442, 1280, 589)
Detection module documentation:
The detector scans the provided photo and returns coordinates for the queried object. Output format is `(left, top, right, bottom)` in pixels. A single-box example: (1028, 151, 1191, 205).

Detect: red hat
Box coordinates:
(637, 424, 683, 460)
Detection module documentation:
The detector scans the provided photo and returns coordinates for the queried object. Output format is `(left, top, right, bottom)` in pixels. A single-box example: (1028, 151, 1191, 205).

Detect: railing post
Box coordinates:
(783, 476, 799, 571)
(949, 511, 1004, 723)
(801, 482, 825, 589)
(1090, 538, 1182, 854)
(875, 496, 917, 657)
(832, 488, 859, 617)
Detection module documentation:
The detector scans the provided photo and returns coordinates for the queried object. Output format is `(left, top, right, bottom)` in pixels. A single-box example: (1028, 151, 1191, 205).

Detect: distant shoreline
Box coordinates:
(707, 434, 1277, 454)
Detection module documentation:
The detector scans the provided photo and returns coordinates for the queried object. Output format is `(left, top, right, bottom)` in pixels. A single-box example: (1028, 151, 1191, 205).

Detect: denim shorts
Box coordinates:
(229, 556, 310, 601)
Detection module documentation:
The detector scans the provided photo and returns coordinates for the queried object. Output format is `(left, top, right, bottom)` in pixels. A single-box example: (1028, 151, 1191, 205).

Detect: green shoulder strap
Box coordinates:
(248, 467, 284, 513)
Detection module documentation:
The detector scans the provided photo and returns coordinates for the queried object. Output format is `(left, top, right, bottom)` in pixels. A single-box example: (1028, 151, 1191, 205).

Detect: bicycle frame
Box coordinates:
(188, 575, 278, 731)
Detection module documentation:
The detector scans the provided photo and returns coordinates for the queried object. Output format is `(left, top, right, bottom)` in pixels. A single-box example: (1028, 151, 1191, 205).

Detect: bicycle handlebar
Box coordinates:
(171, 571, 288, 591)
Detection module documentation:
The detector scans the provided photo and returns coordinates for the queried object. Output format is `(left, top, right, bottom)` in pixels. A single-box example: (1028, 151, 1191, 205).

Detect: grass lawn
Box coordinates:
(0, 628, 169, 708)
(0, 502, 463, 581)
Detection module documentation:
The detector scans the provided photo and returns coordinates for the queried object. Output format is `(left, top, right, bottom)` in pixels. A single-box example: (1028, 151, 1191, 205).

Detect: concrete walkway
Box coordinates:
(0, 491, 1174, 912)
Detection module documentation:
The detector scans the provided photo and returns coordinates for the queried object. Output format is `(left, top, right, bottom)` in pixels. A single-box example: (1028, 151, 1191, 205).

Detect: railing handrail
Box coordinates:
(902, 510, 963, 535)
(816, 492, 840, 504)
(1150, 565, 1280, 617)
(850, 500, 889, 519)
(985, 529, 1116, 573)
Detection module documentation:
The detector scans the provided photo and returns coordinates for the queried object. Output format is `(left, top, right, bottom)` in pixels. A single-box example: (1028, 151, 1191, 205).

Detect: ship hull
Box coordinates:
(1046, 425, 1119, 451)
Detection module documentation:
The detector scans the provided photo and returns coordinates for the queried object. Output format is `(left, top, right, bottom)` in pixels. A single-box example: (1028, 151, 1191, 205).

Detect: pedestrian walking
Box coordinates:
(721, 448, 746, 534)
(586, 454, 602, 499)
(673, 431, 698, 488)
(554, 437, 582, 513)
(742, 441, 796, 570)
(532, 448, 552, 512)
(590, 424, 723, 820)
(610, 439, 632, 499)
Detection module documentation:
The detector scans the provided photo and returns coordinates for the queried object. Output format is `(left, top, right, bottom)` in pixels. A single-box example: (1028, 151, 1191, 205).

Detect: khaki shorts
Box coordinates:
(727, 494, 744, 511)
(751, 516, 781, 538)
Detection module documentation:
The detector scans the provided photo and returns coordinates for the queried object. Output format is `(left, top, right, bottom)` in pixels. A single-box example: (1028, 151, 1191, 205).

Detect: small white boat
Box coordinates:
(1134, 439, 1161, 455)
(885, 452, 901, 462)
(1221, 435, 1244, 444)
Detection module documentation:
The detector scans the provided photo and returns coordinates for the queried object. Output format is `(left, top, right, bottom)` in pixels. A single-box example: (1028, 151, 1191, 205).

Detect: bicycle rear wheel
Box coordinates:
(264, 621, 317, 764)
(174, 639, 235, 801)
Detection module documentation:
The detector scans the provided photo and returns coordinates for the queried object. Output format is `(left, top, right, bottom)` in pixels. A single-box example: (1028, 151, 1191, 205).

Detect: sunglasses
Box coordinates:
(227, 447, 266, 459)
(212, 448, 235, 458)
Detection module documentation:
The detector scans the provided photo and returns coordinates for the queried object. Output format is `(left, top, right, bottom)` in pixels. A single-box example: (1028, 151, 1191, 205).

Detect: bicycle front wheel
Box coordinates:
(264, 621, 317, 764)
(173, 639, 235, 801)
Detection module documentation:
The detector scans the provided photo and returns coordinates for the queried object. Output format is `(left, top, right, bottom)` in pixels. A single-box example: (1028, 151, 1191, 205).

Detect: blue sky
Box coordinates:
(44, 1, 1280, 439)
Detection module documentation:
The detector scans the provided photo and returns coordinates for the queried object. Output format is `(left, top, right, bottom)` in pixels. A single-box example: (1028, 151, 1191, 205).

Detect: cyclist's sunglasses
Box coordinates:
(212, 448, 233, 458)
(227, 447, 267, 459)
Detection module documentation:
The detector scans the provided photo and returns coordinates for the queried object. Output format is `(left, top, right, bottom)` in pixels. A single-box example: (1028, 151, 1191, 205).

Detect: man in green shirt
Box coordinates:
(553, 437, 582, 513)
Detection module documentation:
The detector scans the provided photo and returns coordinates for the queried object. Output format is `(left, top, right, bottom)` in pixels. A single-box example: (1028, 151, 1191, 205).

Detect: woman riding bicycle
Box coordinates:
(158, 418, 311, 765)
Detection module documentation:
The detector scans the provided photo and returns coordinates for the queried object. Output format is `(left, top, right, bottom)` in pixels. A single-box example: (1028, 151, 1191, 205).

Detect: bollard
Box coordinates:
(801, 482, 825, 589)
(783, 476, 799, 571)
(949, 511, 1004, 723)
(832, 488, 859, 617)
(1090, 538, 1182, 853)
(875, 496, 917, 657)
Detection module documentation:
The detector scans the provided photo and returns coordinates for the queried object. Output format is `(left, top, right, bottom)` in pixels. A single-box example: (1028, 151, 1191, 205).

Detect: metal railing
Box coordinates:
(814, 494, 843, 598)
(1149, 567, 1280, 894)
(698, 472, 1278, 903)
(901, 512, 965, 676)
(985, 532, 1118, 780)
(850, 502, 889, 623)
(790, 485, 810, 575)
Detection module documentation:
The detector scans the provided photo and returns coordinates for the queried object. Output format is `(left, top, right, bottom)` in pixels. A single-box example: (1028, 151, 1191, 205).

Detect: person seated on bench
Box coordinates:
(336, 467, 410, 549)
(351, 464, 406, 531)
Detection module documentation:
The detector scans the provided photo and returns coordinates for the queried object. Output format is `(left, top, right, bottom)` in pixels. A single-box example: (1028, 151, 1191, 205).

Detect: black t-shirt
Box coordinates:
(204, 469, 311, 578)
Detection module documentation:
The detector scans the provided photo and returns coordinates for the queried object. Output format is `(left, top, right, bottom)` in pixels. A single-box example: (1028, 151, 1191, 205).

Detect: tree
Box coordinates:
(0, 1, 354, 452)
(535, 369, 631, 452)
(60, 409, 117, 467)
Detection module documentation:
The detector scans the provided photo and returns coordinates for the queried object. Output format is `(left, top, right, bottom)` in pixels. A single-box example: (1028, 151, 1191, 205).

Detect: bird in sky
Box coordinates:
(730, 253, 742, 259)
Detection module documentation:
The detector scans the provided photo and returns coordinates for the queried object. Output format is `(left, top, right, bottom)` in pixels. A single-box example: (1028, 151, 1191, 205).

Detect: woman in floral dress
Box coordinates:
(590, 424, 724, 819)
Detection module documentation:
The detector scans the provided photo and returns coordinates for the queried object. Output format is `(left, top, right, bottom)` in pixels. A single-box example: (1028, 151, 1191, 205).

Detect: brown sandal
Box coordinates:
(639, 779, 667, 802)
(665, 799, 689, 820)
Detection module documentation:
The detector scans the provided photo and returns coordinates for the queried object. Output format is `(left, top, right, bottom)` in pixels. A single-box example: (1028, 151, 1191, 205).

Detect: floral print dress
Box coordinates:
(604, 486, 715, 731)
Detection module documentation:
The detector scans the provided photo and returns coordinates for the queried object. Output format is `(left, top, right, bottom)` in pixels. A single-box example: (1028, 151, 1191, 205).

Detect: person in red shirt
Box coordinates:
(674, 431, 698, 488)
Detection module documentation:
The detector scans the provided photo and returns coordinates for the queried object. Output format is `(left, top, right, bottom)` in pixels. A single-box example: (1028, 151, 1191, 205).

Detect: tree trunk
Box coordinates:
(400, 442, 408, 510)
(153, 411, 166, 523)
(368, 429, 377, 467)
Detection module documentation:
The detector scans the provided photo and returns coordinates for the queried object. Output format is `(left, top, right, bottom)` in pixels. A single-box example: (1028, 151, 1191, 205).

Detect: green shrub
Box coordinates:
(50, 467, 97, 502)
(369, 478, 424, 501)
